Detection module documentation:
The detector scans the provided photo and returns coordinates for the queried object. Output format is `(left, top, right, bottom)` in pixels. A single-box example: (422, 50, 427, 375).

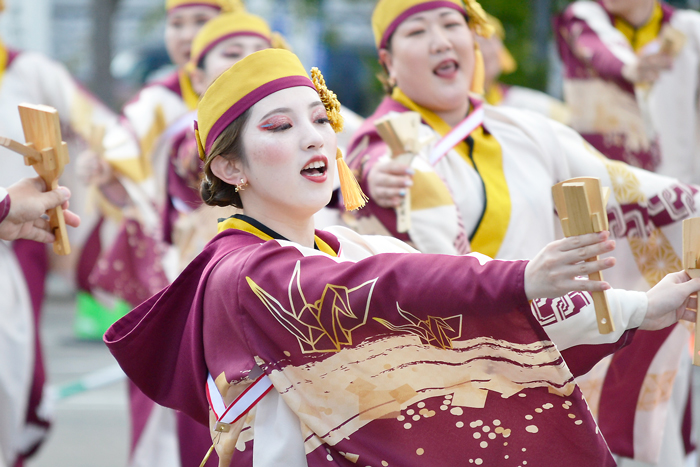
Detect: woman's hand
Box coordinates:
(524, 231, 616, 300)
(76, 149, 115, 186)
(622, 52, 673, 84)
(366, 158, 414, 208)
(640, 271, 700, 330)
(0, 177, 80, 243)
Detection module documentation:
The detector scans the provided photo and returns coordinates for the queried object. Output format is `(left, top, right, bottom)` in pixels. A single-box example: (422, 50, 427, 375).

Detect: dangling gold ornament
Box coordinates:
(310, 67, 367, 211)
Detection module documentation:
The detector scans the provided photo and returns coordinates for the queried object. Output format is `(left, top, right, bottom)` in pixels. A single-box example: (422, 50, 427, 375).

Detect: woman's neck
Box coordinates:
(616, 0, 656, 28)
(435, 99, 471, 127)
(241, 206, 316, 249)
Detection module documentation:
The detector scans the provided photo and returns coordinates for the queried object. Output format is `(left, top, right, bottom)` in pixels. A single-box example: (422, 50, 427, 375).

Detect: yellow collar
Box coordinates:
(179, 69, 200, 111)
(614, 1, 664, 52)
(0, 39, 8, 89)
(389, 87, 511, 259)
(218, 215, 338, 257)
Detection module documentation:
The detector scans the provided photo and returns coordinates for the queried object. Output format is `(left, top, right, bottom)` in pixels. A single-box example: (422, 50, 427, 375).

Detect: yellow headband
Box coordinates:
(189, 12, 272, 68)
(372, 0, 493, 49)
(195, 49, 314, 158)
(195, 48, 366, 210)
(165, 0, 242, 13)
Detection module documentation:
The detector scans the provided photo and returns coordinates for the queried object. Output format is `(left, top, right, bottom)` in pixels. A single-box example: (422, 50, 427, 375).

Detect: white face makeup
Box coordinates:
(380, 7, 475, 125)
(165, 5, 219, 67)
(193, 36, 271, 94)
(215, 86, 337, 223)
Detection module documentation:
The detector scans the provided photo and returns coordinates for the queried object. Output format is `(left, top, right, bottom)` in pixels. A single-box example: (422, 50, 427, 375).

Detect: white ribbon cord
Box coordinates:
(206, 372, 274, 424)
(429, 106, 485, 166)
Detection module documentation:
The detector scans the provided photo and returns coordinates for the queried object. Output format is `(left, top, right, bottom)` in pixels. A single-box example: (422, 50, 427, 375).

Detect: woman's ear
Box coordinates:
(378, 48, 395, 82)
(210, 155, 245, 185)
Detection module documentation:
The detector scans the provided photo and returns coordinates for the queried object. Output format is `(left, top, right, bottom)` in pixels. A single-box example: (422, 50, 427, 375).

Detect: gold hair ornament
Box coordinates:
(464, 0, 495, 38)
(310, 67, 367, 211)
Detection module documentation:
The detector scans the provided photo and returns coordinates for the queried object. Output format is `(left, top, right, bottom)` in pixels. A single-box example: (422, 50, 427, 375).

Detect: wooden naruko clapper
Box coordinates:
(552, 177, 613, 334)
(682, 217, 700, 366)
(374, 112, 422, 233)
(0, 104, 71, 255)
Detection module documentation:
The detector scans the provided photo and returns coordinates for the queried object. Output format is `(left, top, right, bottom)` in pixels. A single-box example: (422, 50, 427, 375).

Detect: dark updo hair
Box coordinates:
(200, 108, 251, 208)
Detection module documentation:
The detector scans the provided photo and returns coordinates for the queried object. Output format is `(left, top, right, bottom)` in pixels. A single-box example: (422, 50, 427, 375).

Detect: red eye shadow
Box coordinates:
(258, 116, 291, 131)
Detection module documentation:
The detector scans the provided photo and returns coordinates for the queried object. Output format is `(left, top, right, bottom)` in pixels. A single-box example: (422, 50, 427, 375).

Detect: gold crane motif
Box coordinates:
(246, 261, 377, 354)
(375, 304, 462, 350)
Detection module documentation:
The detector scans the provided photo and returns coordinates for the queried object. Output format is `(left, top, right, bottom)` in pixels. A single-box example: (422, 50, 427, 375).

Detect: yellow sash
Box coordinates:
(218, 216, 338, 257)
(0, 40, 8, 89)
(179, 69, 200, 111)
(391, 87, 511, 258)
(614, 1, 663, 52)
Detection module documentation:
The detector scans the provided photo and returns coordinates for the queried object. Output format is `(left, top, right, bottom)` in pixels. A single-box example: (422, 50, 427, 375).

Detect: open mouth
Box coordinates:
(434, 59, 459, 78)
(301, 159, 327, 177)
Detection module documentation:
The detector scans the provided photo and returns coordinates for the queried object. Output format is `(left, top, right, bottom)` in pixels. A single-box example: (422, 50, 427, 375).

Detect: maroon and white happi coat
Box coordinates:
(0, 44, 122, 466)
(105, 216, 663, 467)
(347, 96, 700, 464)
(555, 0, 700, 185)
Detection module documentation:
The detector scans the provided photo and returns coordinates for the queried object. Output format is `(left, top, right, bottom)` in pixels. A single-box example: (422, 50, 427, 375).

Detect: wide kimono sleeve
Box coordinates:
(554, 2, 635, 87)
(202, 241, 535, 386)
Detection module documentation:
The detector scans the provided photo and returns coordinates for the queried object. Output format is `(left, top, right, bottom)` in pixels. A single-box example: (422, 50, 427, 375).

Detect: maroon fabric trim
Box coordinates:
(379, 1, 466, 49)
(123, 70, 182, 110)
(194, 32, 272, 67)
(598, 326, 676, 458)
(682, 388, 696, 455)
(559, 328, 636, 378)
(6, 47, 20, 68)
(76, 217, 104, 292)
(0, 192, 10, 224)
(168, 3, 222, 13)
(205, 75, 315, 153)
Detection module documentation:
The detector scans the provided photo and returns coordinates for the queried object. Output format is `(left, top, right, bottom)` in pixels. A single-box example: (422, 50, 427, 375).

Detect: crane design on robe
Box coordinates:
(246, 261, 378, 354)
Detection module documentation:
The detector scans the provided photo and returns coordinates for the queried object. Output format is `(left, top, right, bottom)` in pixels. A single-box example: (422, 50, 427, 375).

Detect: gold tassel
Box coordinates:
(471, 44, 486, 95)
(464, 0, 495, 38)
(336, 148, 367, 211)
(199, 443, 216, 467)
(310, 67, 365, 210)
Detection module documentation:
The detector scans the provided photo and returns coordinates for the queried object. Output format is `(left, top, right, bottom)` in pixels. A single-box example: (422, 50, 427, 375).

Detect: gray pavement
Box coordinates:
(26, 291, 128, 467)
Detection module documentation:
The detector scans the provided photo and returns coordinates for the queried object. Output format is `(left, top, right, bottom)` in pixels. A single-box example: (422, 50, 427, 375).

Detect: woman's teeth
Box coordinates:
(302, 160, 326, 176)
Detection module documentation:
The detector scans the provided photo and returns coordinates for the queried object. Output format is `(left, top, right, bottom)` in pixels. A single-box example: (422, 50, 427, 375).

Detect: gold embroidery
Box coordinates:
(374, 304, 462, 350)
(637, 370, 677, 411)
(593, 150, 682, 287)
(247, 261, 377, 354)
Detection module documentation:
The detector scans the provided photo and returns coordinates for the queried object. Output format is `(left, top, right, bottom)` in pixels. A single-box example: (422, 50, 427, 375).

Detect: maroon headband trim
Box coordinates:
(206, 75, 316, 154)
(379, 1, 467, 49)
(195, 32, 272, 68)
(168, 3, 222, 13)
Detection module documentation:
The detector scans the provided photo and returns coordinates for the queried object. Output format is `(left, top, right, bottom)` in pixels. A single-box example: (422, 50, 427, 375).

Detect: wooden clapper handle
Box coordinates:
(682, 217, 700, 366)
(0, 104, 71, 255)
(552, 177, 614, 334)
(374, 112, 422, 233)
